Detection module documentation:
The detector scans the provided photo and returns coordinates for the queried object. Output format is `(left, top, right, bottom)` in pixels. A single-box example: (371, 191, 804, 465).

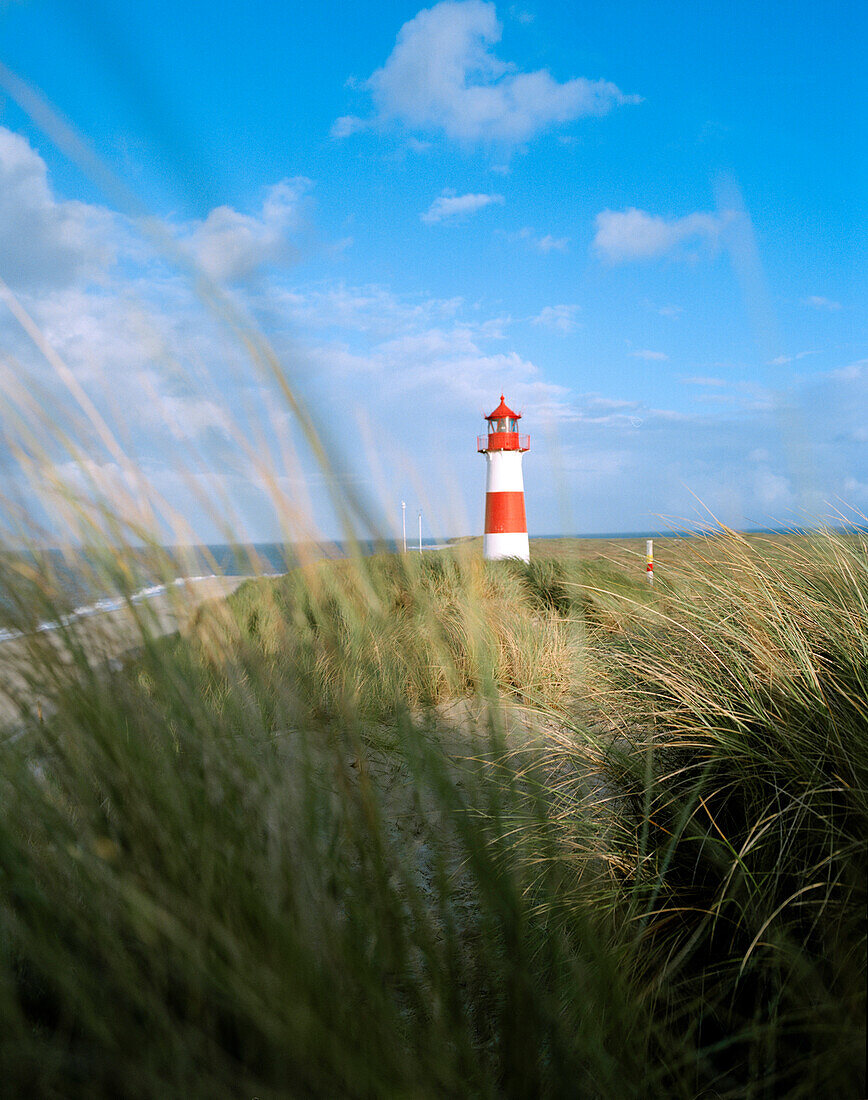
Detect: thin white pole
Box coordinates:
(418, 510, 423, 552)
(646, 539, 654, 585)
(401, 501, 406, 553)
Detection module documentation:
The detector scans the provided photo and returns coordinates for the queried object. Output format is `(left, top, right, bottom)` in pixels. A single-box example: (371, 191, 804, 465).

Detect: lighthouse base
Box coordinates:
(483, 531, 530, 562)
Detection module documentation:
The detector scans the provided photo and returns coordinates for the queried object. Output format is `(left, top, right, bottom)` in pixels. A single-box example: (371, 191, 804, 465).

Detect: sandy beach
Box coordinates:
(0, 575, 250, 729)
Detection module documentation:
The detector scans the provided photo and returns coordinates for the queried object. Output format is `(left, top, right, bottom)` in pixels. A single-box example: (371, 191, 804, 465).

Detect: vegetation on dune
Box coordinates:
(205, 550, 601, 716)
(1, 30, 861, 1095)
(0, 531, 864, 1096)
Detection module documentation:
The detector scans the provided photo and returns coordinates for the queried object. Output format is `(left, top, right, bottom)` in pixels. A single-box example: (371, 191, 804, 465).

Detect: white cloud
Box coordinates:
(753, 469, 795, 509)
(768, 350, 817, 365)
(843, 476, 868, 498)
(629, 349, 668, 361)
(182, 178, 311, 282)
(335, 0, 639, 144)
(504, 226, 569, 252)
(531, 304, 580, 333)
(803, 295, 842, 311)
(0, 130, 309, 292)
(535, 233, 569, 253)
(273, 283, 465, 337)
(658, 305, 683, 318)
(264, 282, 571, 423)
(593, 207, 725, 263)
(421, 190, 504, 223)
(682, 376, 726, 387)
(331, 115, 372, 138)
(0, 126, 117, 290)
(830, 359, 867, 381)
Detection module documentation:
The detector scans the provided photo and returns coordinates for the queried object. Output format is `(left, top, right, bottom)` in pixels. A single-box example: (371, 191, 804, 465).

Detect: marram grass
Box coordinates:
(0, 532, 864, 1097)
(2, 61, 861, 1096)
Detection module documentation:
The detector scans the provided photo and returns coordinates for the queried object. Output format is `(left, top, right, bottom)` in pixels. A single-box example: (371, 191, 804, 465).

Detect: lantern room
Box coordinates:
(477, 395, 530, 453)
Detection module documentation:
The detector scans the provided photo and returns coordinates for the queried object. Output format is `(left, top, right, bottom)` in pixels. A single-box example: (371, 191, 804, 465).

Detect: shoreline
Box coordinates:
(0, 575, 251, 729)
(0, 573, 279, 646)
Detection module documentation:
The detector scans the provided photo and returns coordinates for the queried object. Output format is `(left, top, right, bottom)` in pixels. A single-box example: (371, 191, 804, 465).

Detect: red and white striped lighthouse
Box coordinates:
(477, 395, 530, 562)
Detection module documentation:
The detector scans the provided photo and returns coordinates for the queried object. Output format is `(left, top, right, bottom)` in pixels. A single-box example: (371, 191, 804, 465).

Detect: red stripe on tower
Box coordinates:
(477, 395, 530, 562)
(484, 491, 527, 533)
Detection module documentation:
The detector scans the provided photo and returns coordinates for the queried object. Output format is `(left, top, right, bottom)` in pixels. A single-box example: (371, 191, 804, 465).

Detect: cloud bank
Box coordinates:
(0, 123, 862, 541)
(0, 127, 117, 290)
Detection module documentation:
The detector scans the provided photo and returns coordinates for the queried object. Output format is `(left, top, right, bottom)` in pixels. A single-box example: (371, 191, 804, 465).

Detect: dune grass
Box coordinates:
(0, 63, 862, 1095)
(0, 529, 863, 1097)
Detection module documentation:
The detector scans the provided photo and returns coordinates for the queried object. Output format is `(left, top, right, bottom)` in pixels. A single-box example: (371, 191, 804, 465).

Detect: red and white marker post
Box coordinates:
(646, 539, 654, 585)
(477, 395, 530, 562)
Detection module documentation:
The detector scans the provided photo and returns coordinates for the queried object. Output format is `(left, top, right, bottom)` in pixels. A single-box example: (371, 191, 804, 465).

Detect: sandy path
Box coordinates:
(0, 576, 251, 729)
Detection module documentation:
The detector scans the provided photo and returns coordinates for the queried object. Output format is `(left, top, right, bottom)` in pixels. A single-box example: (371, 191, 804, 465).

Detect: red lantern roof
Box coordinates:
(485, 394, 521, 421)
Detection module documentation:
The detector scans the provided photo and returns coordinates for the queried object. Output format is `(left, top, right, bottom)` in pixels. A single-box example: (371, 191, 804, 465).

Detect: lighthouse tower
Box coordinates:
(477, 395, 530, 562)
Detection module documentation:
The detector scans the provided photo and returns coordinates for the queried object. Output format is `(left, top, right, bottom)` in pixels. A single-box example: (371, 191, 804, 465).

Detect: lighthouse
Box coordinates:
(477, 395, 530, 561)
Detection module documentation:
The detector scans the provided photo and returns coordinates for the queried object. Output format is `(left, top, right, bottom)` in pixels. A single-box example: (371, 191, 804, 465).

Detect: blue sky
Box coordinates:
(0, 0, 865, 541)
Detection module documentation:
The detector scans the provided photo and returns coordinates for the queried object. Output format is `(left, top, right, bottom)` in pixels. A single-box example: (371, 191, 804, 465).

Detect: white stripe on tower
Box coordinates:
(483, 450, 529, 562)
